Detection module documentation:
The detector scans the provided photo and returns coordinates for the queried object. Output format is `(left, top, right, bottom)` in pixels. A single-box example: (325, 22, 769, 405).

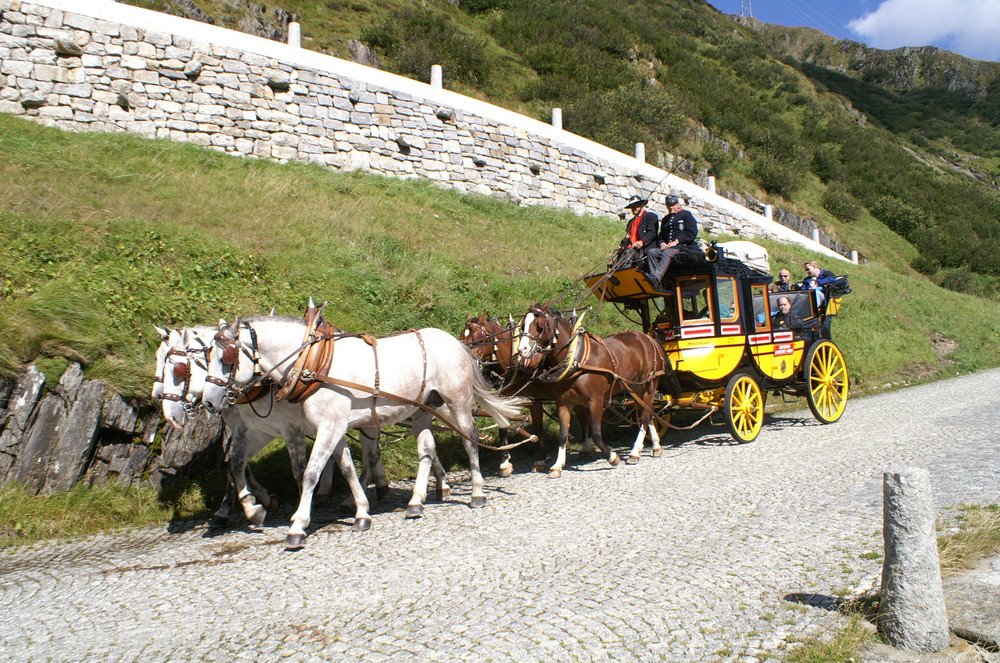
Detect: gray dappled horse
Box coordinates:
(200, 316, 522, 549)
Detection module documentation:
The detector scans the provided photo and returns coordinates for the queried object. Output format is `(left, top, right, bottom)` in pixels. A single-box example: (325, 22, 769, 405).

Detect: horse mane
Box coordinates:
(243, 314, 305, 325)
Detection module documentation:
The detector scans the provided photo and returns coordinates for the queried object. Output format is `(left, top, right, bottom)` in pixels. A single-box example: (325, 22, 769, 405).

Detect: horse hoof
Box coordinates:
(470, 496, 487, 509)
(285, 533, 306, 550)
(651, 448, 663, 458)
(405, 504, 424, 519)
(548, 469, 562, 479)
(207, 515, 229, 529)
(248, 505, 266, 527)
(439, 487, 451, 501)
(608, 452, 620, 467)
(498, 462, 513, 477)
(627, 455, 640, 465)
(353, 517, 372, 532)
(376, 484, 390, 500)
(532, 461, 548, 473)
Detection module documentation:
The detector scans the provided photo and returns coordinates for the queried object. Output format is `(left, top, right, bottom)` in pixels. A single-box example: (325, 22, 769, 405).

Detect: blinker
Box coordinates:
(172, 360, 190, 380)
(221, 345, 238, 365)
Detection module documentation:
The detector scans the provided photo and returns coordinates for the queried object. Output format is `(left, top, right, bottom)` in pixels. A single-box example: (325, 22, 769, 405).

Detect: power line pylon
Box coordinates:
(740, 0, 753, 18)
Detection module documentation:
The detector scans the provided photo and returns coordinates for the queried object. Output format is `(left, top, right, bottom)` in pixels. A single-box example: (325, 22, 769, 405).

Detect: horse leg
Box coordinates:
(287, 424, 369, 550)
(588, 398, 620, 468)
(245, 466, 279, 512)
(576, 405, 596, 458)
(626, 425, 647, 464)
(456, 410, 486, 509)
(548, 403, 573, 478)
(236, 430, 277, 526)
(529, 403, 549, 473)
(430, 451, 451, 502)
(359, 427, 391, 501)
(627, 388, 658, 464)
(405, 413, 436, 519)
(648, 396, 663, 458)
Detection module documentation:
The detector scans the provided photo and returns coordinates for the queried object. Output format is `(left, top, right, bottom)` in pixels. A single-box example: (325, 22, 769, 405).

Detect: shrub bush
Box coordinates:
(751, 155, 804, 197)
(361, 8, 493, 86)
(821, 184, 862, 222)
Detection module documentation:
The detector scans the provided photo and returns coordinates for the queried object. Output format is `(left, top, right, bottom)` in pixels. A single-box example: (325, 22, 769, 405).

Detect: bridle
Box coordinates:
(158, 341, 211, 417)
(518, 305, 590, 382)
(207, 321, 270, 405)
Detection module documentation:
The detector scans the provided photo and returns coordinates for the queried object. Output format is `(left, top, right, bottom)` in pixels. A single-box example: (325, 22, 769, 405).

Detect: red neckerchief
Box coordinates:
(628, 210, 644, 245)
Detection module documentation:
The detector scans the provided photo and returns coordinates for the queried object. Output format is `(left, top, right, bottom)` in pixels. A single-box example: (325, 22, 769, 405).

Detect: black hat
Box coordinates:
(625, 195, 647, 209)
(665, 194, 680, 206)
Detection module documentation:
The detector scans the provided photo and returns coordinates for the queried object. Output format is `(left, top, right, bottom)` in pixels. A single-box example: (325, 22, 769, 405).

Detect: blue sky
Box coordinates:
(707, 0, 1000, 62)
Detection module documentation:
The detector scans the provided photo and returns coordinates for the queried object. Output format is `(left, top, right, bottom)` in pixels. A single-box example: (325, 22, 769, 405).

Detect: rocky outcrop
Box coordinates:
(0, 361, 226, 494)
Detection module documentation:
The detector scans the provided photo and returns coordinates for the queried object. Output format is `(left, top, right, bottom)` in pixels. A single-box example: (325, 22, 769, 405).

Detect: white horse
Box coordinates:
(157, 326, 415, 527)
(201, 316, 523, 550)
(158, 326, 460, 527)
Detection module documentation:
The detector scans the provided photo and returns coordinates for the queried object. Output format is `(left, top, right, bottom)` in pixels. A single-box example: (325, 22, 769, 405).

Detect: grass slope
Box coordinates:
(3, 113, 999, 396)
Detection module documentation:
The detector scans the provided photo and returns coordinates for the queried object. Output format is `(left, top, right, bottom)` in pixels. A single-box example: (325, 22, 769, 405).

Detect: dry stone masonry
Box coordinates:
(0, 362, 226, 493)
(0, 0, 851, 264)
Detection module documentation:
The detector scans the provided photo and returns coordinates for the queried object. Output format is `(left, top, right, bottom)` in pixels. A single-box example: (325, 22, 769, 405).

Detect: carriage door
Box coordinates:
(714, 276, 746, 375)
(749, 283, 796, 380)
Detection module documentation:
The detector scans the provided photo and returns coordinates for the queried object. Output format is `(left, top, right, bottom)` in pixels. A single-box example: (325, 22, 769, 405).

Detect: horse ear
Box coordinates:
(308, 296, 316, 309)
(217, 319, 228, 330)
(228, 318, 240, 335)
(509, 314, 515, 325)
(153, 325, 169, 340)
(269, 307, 276, 316)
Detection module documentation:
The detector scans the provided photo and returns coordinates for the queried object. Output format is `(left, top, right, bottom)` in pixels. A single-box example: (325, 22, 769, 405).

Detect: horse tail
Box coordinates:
(464, 348, 524, 429)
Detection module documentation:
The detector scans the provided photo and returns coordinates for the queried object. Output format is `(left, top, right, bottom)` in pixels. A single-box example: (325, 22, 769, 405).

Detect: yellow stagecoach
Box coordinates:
(584, 241, 851, 443)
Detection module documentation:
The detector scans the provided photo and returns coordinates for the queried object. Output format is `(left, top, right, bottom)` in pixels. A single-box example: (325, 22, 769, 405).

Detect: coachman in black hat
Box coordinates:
(621, 194, 669, 279)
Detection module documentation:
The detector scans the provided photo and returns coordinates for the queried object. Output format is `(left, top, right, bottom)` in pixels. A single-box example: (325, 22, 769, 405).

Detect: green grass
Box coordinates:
(939, 504, 1000, 575)
(784, 615, 875, 663)
(0, 481, 206, 547)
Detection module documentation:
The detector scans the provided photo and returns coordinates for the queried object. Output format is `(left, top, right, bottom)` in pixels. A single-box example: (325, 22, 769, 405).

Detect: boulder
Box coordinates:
(42, 380, 105, 493)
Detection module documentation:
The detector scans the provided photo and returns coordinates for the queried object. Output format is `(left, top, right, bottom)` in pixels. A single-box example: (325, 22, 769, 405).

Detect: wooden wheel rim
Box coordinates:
(807, 341, 848, 423)
(726, 374, 763, 443)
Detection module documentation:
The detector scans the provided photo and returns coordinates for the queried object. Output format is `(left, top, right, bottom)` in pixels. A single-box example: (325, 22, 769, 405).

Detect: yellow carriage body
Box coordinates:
(583, 243, 850, 443)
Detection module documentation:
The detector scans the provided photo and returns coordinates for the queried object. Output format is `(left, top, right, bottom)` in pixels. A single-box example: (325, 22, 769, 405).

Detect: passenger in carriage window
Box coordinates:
(799, 260, 837, 290)
(769, 268, 796, 292)
(771, 296, 805, 331)
(800, 260, 837, 307)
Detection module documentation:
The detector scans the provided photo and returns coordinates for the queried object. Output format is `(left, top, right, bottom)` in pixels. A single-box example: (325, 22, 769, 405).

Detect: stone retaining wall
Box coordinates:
(0, 362, 225, 493)
(0, 0, 852, 264)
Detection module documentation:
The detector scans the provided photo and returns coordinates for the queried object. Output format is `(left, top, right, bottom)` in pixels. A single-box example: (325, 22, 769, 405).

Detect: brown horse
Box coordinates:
(514, 303, 669, 477)
(461, 313, 599, 472)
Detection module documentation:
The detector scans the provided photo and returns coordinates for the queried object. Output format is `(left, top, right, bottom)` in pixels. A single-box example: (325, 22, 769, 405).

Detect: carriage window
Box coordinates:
(751, 284, 770, 330)
(717, 277, 738, 322)
(652, 294, 677, 328)
(677, 276, 713, 324)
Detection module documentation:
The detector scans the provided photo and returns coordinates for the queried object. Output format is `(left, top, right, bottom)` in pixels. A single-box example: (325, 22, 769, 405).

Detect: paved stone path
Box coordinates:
(1, 370, 998, 662)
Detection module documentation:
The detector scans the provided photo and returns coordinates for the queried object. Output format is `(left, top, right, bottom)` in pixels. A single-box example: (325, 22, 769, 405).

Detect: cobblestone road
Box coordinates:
(2, 370, 999, 662)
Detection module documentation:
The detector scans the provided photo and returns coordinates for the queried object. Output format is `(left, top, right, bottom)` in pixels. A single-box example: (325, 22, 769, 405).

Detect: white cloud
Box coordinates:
(848, 0, 1000, 61)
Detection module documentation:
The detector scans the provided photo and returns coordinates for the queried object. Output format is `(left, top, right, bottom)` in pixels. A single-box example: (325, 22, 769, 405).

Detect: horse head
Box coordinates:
(159, 326, 215, 428)
(516, 302, 570, 371)
(152, 325, 178, 402)
(202, 318, 245, 412)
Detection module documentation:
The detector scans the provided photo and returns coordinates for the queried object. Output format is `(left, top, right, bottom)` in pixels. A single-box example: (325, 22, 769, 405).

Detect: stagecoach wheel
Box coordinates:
(804, 340, 849, 424)
(724, 373, 764, 444)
